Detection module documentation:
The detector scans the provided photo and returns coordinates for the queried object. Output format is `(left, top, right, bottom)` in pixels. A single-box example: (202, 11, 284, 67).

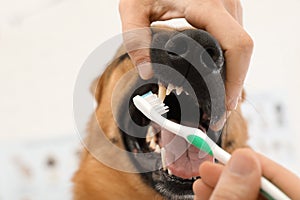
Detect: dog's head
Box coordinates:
(84, 27, 248, 200)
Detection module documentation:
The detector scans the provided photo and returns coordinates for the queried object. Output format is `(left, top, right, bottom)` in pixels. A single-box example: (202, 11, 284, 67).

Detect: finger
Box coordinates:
(123, 30, 153, 79)
(236, 0, 243, 26)
(193, 179, 213, 200)
(119, 0, 153, 79)
(199, 161, 224, 188)
(217, 15, 253, 111)
(210, 149, 261, 200)
(184, 0, 253, 111)
(224, 43, 252, 111)
(258, 153, 300, 200)
(221, 0, 243, 25)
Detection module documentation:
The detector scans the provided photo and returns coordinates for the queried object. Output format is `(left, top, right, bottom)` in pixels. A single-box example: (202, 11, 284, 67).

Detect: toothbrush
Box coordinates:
(133, 91, 290, 200)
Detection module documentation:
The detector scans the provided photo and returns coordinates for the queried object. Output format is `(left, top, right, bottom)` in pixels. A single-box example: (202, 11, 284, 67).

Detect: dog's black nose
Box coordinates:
(151, 28, 224, 84)
(164, 29, 224, 73)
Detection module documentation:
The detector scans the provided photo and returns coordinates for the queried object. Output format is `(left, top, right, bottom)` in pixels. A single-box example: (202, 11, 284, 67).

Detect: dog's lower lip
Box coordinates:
(152, 169, 197, 199)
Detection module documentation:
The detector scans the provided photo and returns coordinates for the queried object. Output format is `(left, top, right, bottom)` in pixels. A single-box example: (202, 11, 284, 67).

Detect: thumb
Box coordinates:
(119, 0, 154, 80)
(122, 28, 154, 80)
(211, 149, 261, 200)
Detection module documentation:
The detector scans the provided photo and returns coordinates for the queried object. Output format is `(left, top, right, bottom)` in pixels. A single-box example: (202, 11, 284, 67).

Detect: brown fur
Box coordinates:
(72, 45, 248, 199)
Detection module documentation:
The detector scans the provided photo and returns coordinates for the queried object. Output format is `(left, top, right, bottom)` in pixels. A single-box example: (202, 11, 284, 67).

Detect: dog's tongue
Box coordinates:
(160, 129, 213, 179)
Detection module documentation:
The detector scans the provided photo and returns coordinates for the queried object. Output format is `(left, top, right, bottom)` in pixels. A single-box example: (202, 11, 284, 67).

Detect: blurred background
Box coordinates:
(0, 0, 299, 199)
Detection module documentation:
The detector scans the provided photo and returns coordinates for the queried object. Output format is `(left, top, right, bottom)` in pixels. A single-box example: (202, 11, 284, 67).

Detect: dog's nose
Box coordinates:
(151, 28, 225, 85)
(166, 29, 224, 73)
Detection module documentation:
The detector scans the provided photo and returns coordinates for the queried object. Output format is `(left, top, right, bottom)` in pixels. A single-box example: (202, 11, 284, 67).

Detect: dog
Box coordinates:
(72, 27, 248, 200)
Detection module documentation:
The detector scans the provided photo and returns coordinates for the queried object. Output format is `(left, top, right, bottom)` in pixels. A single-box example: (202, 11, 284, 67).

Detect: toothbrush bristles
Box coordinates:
(143, 92, 169, 115)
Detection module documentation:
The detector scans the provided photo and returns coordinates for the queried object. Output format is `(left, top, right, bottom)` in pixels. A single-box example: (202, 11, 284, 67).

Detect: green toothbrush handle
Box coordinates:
(186, 134, 289, 200)
(187, 135, 213, 156)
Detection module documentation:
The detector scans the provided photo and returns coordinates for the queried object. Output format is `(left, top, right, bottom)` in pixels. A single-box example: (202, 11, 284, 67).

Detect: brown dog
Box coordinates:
(73, 27, 248, 200)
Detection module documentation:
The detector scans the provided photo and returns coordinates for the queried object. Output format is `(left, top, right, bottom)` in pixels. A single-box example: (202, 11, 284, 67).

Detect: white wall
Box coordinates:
(0, 0, 299, 175)
(0, 0, 121, 140)
(243, 0, 300, 170)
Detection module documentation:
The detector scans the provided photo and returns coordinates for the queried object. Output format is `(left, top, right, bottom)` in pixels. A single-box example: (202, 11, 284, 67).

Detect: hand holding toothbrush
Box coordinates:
(193, 149, 300, 200)
(134, 92, 294, 200)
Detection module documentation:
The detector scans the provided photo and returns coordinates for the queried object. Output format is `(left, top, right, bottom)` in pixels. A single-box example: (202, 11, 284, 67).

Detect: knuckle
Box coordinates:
(236, 33, 254, 52)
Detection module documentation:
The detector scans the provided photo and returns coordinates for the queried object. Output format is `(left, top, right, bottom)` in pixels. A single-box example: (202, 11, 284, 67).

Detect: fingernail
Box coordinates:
(137, 62, 153, 80)
(229, 153, 254, 176)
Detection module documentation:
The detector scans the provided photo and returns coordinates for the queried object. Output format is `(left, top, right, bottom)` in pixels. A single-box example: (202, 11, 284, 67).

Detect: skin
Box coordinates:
(119, 0, 254, 111)
(193, 149, 300, 200)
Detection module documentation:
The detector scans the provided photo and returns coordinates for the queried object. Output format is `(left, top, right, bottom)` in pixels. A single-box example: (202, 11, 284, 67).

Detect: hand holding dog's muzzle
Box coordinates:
(119, 0, 253, 111)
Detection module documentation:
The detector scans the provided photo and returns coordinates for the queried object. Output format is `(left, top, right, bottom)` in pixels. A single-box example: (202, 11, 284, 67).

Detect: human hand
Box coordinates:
(193, 148, 300, 200)
(119, 0, 253, 110)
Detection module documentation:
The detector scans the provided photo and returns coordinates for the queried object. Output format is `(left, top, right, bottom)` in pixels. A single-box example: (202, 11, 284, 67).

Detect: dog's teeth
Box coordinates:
(154, 144, 161, 153)
(161, 147, 167, 171)
(167, 168, 172, 176)
(175, 86, 183, 95)
(166, 84, 175, 96)
(149, 138, 156, 150)
(146, 126, 154, 143)
(158, 82, 167, 102)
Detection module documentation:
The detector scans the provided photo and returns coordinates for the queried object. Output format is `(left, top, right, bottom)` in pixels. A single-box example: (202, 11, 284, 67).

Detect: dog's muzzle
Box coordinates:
(118, 28, 226, 200)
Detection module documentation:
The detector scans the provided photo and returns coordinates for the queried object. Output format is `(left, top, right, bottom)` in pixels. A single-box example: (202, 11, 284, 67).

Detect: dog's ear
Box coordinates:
(90, 73, 109, 104)
(90, 46, 130, 104)
(90, 77, 101, 103)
